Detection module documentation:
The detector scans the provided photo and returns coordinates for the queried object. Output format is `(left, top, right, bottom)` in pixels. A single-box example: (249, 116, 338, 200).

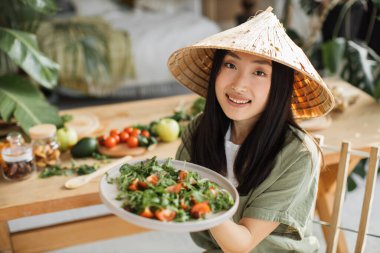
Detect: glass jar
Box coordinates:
(1, 132, 35, 181)
(29, 124, 60, 170)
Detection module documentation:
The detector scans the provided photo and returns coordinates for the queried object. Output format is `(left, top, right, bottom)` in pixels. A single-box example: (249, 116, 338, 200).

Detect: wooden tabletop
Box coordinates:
(0, 94, 198, 221)
(1, 78, 379, 222)
(315, 77, 380, 149)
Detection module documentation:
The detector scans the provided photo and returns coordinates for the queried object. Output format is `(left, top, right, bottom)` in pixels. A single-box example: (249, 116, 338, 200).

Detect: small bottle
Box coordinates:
(29, 124, 60, 170)
(1, 132, 35, 181)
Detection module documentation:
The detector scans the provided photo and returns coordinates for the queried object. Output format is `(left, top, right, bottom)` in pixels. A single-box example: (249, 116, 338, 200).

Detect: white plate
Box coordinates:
(99, 159, 239, 232)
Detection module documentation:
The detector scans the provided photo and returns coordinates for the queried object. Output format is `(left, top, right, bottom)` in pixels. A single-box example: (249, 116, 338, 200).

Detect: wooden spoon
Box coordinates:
(64, 155, 132, 189)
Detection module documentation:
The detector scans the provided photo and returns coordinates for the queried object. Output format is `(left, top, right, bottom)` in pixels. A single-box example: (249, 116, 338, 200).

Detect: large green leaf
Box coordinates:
(0, 51, 18, 75)
(0, 0, 56, 32)
(321, 38, 346, 75)
(0, 75, 62, 133)
(372, 0, 380, 9)
(341, 40, 379, 98)
(20, 0, 57, 15)
(300, 0, 320, 15)
(0, 27, 59, 89)
(375, 79, 380, 101)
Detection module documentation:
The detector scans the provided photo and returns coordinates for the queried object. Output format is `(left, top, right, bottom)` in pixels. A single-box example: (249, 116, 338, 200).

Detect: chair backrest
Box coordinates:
(317, 140, 379, 253)
(354, 146, 379, 253)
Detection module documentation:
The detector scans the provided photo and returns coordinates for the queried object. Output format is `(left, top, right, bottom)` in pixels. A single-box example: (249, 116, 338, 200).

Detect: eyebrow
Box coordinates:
(226, 51, 272, 66)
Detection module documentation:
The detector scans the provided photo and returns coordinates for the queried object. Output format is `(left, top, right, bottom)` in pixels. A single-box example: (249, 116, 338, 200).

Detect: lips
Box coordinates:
(226, 94, 251, 104)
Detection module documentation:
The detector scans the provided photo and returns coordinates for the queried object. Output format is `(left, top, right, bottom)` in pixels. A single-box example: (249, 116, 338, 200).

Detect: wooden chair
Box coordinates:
(315, 138, 379, 253)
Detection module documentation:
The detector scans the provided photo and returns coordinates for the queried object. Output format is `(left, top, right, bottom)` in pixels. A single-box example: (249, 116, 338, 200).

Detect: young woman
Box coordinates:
(168, 7, 335, 253)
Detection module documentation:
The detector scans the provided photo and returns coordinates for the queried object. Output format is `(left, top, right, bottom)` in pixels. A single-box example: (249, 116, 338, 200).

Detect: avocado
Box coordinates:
(71, 137, 97, 158)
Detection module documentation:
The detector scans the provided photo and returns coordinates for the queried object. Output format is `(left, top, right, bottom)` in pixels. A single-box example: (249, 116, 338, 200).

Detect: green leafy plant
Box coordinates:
(0, 0, 62, 134)
(297, 0, 380, 191)
(299, 0, 380, 100)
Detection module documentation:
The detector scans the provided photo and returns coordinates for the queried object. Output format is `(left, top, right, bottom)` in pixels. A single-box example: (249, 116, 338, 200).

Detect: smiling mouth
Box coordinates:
(226, 94, 251, 104)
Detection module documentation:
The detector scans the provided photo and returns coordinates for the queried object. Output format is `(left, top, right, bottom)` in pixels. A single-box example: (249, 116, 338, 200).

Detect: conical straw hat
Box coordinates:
(168, 7, 335, 119)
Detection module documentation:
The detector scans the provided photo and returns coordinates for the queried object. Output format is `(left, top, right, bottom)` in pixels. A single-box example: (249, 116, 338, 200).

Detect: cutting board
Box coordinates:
(97, 144, 156, 157)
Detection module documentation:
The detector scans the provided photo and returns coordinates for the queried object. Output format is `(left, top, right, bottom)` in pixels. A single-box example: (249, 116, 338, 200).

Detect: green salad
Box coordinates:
(107, 157, 234, 222)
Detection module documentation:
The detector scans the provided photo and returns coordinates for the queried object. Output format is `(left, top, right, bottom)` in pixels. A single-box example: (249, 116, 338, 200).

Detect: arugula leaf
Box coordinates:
(39, 163, 98, 178)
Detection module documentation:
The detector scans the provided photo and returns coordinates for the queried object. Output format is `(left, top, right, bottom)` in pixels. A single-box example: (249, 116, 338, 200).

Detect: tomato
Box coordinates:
(128, 179, 139, 191)
(110, 129, 120, 136)
(119, 131, 130, 143)
(140, 207, 154, 218)
(138, 181, 148, 189)
(97, 135, 106, 146)
(124, 127, 134, 135)
(104, 136, 117, 148)
(127, 136, 139, 148)
(178, 170, 188, 181)
(131, 128, 141, 137)
(141, 130, 150, 138)
(155, 209, 176, 221)
(146, 174, 158, 186)
(180, 199, 189, 210)
(112, 134, 120, 144)
(190, 201, 211, 219)
(166, 183, 182, 193)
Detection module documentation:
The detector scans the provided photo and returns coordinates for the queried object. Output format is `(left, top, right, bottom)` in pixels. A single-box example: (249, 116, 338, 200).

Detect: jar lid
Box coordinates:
(2, 146, 33, 162)
(29, 124, 57, 139)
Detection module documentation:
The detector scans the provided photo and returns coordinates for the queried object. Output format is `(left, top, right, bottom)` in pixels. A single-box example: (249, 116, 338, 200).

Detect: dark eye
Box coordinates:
(224, 62, 236, 69)
(254, 71, 266, 76)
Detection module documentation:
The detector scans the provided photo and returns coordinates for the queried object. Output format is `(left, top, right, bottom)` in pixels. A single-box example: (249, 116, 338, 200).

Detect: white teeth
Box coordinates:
(228, 95, 250, 104)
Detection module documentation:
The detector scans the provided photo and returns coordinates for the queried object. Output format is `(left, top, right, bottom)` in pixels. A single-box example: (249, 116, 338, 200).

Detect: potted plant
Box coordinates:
(0, 0, 62, 134)
(298, 0, 380, 100)
(279, 0, 380, 191)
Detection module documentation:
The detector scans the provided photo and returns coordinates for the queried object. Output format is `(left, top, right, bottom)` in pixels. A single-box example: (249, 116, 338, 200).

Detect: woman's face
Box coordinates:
(215, 51, 272, 127)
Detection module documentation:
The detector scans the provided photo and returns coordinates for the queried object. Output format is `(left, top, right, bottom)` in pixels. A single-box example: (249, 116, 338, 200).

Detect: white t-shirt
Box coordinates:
(224, 125, 240, 187)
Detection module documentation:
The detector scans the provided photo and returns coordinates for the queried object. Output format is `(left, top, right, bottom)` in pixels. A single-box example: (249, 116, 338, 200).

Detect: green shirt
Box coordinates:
(175, 115, 320, 253)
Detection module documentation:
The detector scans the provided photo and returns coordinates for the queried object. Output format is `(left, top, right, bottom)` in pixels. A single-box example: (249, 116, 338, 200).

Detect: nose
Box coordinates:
(231, 73, 247, 93)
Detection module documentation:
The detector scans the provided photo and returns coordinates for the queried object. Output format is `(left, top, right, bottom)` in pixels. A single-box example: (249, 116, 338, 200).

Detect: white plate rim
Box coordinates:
(99, 158, 239, 232)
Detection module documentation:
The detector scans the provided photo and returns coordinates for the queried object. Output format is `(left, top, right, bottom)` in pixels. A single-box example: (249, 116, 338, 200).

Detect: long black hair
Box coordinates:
(190, 49, 302, 195)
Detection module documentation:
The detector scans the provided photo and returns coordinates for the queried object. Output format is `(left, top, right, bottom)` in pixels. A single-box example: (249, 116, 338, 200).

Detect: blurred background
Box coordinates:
(1, 0, 379, 111)
(1, 0, 379, 252)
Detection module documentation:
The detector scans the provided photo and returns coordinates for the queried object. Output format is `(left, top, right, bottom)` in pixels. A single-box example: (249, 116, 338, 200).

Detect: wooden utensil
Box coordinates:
(64, 155, 132, 189)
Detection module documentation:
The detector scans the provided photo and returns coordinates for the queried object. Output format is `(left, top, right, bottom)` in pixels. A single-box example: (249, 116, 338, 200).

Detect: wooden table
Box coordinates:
(1, 79, 379, 253)
(0, 94, 198, 253)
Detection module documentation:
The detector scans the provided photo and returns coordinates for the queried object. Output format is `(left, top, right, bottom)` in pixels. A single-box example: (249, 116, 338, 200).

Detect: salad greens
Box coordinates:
(39, 162, 100, 178)
(108, 157, 234, 222)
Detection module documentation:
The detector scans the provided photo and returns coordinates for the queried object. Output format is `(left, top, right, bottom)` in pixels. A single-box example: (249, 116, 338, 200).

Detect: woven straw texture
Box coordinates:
(168, 9, 335, 119)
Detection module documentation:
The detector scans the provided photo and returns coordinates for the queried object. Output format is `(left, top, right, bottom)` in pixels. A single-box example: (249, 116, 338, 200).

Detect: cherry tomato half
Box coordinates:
(140, 207, 154, 218)
(190, 201, 211, 219)
(155, 209, 176, 221)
